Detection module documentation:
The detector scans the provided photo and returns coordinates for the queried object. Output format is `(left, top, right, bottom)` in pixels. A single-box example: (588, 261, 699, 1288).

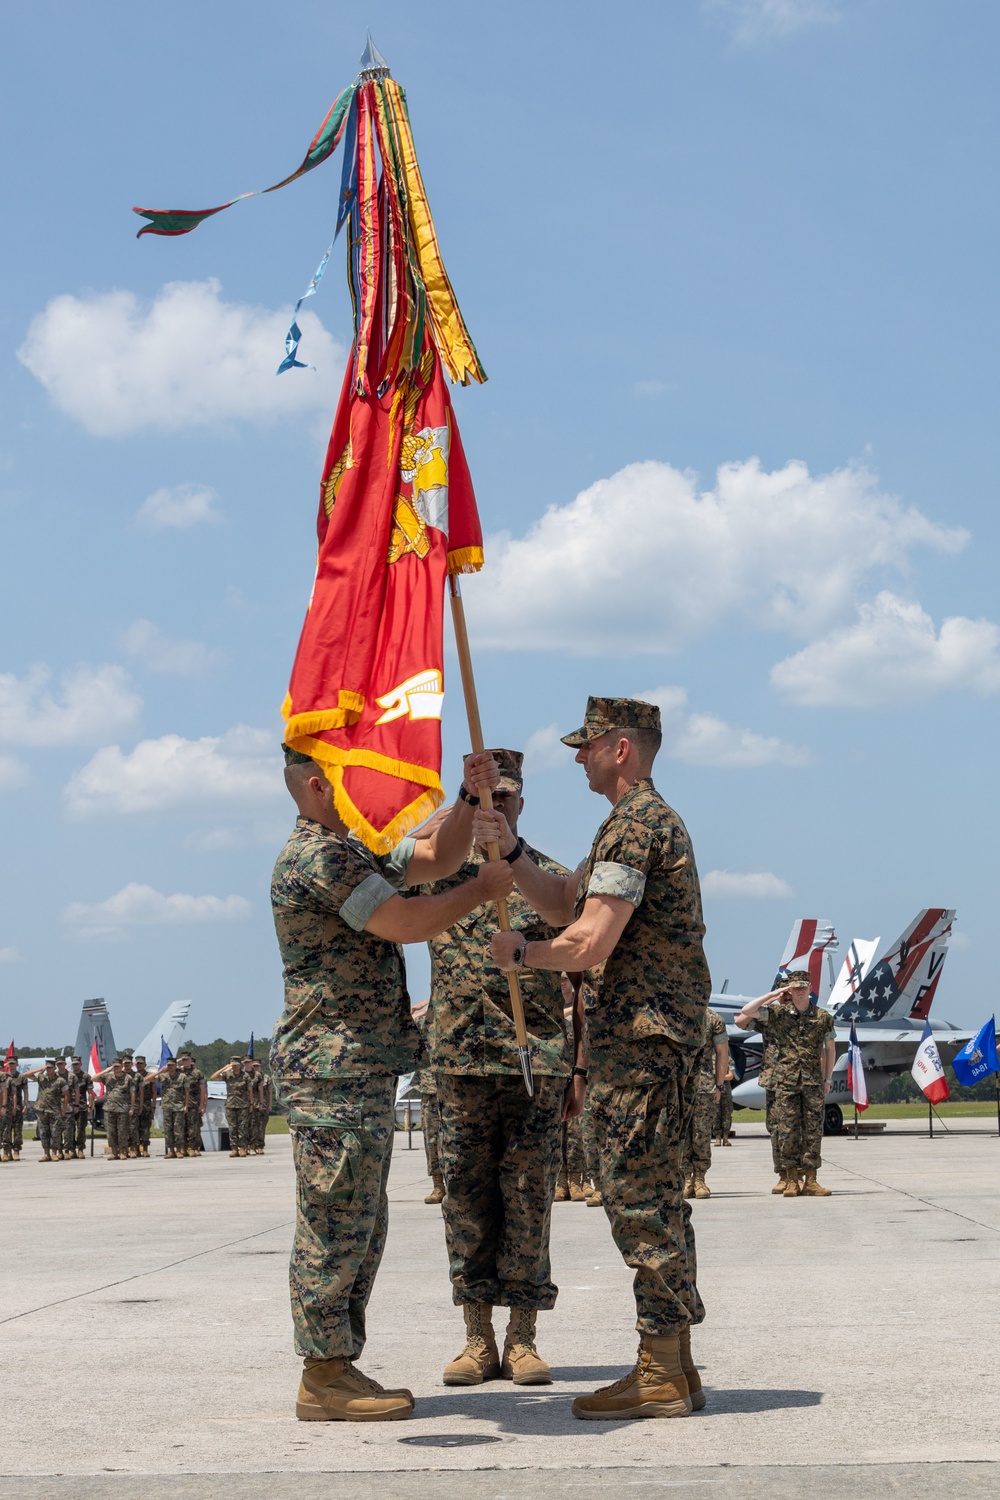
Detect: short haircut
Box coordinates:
(284, 758, 325, 797)
(613, 723, 662, 761)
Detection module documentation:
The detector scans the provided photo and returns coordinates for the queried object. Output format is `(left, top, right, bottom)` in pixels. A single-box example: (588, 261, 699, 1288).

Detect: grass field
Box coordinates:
(734, 1101, 1000, 1123)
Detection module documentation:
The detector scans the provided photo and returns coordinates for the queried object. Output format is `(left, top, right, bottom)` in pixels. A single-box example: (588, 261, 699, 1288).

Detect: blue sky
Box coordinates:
(1, 0, 997, 1046)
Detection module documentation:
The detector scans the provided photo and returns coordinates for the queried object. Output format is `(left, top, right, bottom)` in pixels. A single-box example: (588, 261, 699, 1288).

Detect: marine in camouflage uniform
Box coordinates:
(713, 1065, 735, 1146)
(133, 1058, 156, 1157)
(421, 751, 579, 1387)
(409, 1005, 442, 1202)
(178, 1054, 207, 1155)
(94, 1060, 134, 1159)
(28, 1062, 69, 1161)
(213, 1057, 251, 1155)
(1, 1062, 27, 1161)
(154, 1059, 188, 1157)
(247, 1060, 270, 1153)
(120, 1057, 141, 1157)
(270, 743, 513, 1421)
(682, 1009, 729, 1199)
(67, 1059, 93, 1158)
(492, 698, 712, 1420)
(55, 1059, 76, 1158)
(736, 971, 837, 1196)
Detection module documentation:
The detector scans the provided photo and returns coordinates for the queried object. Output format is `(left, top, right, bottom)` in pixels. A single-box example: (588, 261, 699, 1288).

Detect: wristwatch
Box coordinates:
(510, 937, 527, 968)
(458, 784, 479, 806)
(572, 1066, 588, 1080)
(502, 837, 524, 864)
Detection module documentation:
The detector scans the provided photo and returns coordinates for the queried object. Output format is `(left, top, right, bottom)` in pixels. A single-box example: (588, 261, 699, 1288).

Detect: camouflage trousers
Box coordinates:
(248, 1106, 265, 1150)
(681, 1089, 715, 1176)
(226, 1105, 249, 1150)
(562, 1113, 587, 1176)
(589, 1070, 705, 1335)
(1, 1111, 23, 1152)
(278, 1075, 395, 1361)
(183, 1110, 203, 1153)
(714, 1083, 733, 1141)
(436, 1073, 565, 1310)
(105, 1109, 130, 1157)
(770, 1084, 825, 1173)
(36, 1111, 64, 1156)
(66, 1111, 89, 1153)
(162, 1107, 186, 1154)
(136, 1109, 154, 1151)
(764, 1091, 780, 1172)
(421, 1091, 441, 1178)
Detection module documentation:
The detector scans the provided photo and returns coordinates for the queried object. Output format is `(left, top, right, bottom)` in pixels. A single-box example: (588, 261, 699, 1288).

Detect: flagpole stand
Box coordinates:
(853, 1104, 859, 1141)
(448, 574, 534, 1097)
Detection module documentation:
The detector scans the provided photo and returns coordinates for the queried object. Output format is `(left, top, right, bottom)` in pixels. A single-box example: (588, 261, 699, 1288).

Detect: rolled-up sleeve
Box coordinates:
(339, 872, 399, 932)
(586, 861, 647, 906)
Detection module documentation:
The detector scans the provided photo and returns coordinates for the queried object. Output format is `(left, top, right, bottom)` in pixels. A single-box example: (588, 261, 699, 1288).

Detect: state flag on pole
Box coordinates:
(952, 1017, 999, 1088)
(282, 341, 483, 853)
(847, 1021, 868, 1111)
(911, 1019, 950, 1103)
(89, 1040, 105, 1099)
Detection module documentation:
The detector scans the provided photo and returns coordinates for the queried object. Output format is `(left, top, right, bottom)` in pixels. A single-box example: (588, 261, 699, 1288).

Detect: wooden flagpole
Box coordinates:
(448, 574, 534, 1097)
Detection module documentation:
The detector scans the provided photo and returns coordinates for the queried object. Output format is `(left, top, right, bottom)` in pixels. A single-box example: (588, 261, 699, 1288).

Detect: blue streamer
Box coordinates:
(276, 241, 334, 374)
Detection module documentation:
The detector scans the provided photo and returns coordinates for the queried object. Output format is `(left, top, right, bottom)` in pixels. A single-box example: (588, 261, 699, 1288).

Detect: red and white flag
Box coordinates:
(911, 1019, 950, 1104)
(847, 1021, 868, 1111)
(89, 1040, 104, 1099)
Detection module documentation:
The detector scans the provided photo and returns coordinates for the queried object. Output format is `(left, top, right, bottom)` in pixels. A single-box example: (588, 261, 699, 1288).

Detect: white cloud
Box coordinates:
(122, 620, 222, 676)
(641, 685, 811, 768)
(63, 883, 251, 938)
(702, 870, 794, 899)
(0, 755, 29, 790)
(18, 279, 343, 437)
(771, 592, 1000, 707)
(135, 484, 222, 531)
(522, 724, 575, 774)
(703, 0, 839, 46)
(466, 458, 965, 656)
(64, 724, 283, 818)
(0, 946, 21, 964)
(0, 664, 141, 747)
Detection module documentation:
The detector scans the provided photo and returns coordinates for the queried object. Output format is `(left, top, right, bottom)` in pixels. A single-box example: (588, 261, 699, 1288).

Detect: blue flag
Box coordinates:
(952, 1018, 999, 1088)
(159, 1035, 172, 1067)
(247, 1032, 255, 1059)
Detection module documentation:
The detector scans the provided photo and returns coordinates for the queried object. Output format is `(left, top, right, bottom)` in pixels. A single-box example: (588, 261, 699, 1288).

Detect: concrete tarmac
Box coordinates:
(1, 1123, 998, 1497)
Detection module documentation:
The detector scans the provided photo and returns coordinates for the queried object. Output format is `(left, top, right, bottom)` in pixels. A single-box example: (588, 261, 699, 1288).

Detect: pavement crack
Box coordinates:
(0, 1221, 292, 1327)
(827, 1160, 1000, 1235)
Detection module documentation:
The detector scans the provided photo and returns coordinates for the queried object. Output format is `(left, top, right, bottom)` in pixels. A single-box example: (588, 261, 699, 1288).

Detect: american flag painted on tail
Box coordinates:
(837, 909, 955, 1024)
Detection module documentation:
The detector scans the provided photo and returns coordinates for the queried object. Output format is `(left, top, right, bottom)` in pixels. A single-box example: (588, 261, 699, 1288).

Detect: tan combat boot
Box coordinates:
(572, 1334, 691, 1420)
(693, 1175, 711, 1200)
(568, 1173, 590, 1203)
(771, 1174, 788, 1195)
(12, 1151, 20, 1161)
(586, 1189, 603, 1207)
(229, 1149, 240, 1158)
(40, 1153, 52, 1163)
(783, 1176, 802, 1197)
(554, 1169, 570, 1202)
(296, 1357, 414, 1422)
(800, 1170, 832, 1197)
(442, 1303, 501, 1385)
(1, 1151, 11, 1164)
(501, 1308, 552, 1385)
(424, 1172, 445, 1204)
(712, 1136, 722, 1147)
(683, 1175, 695, 1199)
(678, 1325, 706, 1411)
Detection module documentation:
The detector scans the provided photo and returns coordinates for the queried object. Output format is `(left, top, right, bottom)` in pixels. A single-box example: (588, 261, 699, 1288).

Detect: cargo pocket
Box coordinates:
(289, 1104, 365, 1214)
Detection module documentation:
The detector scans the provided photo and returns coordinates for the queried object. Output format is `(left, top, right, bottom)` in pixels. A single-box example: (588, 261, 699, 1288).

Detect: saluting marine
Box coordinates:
(178, 1051, 207, 1156)
(211, 1056, 252, 1157)
(92, 1058, 134, 1160)
(23, 1060, 69, 1162)
(67, 1056, 94, 1159)
(1, 1059, 28, 1162)
(735, 971, 836, 1197)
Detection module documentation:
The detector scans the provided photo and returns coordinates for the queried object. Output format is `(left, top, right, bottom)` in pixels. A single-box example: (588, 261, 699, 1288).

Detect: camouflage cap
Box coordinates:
(560, 696, 662, 748)
(282, 743, 315, 767)
(485, 748, 523, 794)
(71, 1056, 82, 1063)
(783, 970, 811, 987)
(44, 1058, 56, 1066)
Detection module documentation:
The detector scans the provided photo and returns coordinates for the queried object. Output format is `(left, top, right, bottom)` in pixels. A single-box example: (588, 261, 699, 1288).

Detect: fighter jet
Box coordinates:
(17, 997, 192, 1102)
(712, 910, 970, 1133)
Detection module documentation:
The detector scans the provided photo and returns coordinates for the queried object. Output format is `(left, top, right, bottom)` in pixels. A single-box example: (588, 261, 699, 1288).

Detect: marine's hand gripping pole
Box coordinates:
(448, 574, 534, 1098)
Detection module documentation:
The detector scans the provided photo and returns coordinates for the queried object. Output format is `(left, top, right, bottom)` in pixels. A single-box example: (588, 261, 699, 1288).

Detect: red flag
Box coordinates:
(4, 1040, 13, 1060)
(283, 341, 482, 853)
(89, 1041, 105, 1099)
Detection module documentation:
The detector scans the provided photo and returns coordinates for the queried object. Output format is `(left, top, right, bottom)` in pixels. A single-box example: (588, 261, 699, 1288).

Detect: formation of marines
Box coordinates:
(0, 1049, 273, 1162)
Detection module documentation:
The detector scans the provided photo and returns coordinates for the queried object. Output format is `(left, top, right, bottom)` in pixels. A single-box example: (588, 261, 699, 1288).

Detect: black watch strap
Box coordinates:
(458, 784, 479, 806)
(502, 837, 524, 865)
(572, 1066, 588, 1080)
